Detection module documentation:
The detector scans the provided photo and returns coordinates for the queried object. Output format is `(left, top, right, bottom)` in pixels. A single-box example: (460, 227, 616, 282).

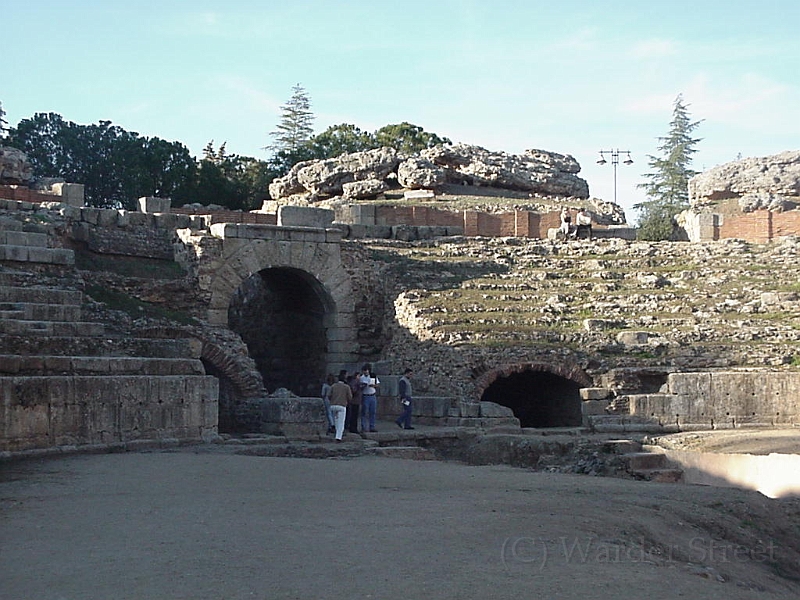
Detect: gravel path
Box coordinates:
(2, 450, 799, 600)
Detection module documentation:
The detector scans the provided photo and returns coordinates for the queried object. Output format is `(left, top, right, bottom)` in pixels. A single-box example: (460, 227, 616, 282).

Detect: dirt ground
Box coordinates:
(649, 429, 800, 455)
(2, 443, 800, 600)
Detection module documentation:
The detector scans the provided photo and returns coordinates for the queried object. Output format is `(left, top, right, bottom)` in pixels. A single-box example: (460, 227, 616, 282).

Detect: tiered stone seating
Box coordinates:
(0, 218, 218, 455)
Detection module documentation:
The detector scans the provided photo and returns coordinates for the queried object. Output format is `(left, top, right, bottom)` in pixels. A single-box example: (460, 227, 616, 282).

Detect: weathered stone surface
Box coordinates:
(276, 148, 401, 199)
(0, 147, 33, 185)
(616, 331, 650, 346)
(689, 150, 800, 205)
(277, 205, 334, 228)
(421, 144, 589, 198)
(479, 401, 515, 418)
(267, 144, 589, 201)
(138, 196, 172, 213)
(342, 178, 388, 200)
(397, 157, 447, 189)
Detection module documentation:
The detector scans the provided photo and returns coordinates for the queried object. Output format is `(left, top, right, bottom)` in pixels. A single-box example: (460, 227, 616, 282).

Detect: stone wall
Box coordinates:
(70, 207, 199, 259)
(1, 375, 219, 453)
(628, 371, 800, 430)
(682, 150, 800, 242)
(0, 183, 84, 207)
(339, 204, 615, 239)
(681, 198, 800, 243)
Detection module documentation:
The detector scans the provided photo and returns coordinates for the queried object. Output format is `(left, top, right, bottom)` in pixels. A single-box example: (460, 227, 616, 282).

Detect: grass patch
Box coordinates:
(75, 249, 186, 280)
(85, 284, 197, 325)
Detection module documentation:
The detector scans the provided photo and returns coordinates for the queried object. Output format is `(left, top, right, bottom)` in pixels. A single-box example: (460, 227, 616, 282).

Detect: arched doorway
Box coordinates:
(228, 267, 334, 397)
(480, 368, 583, 428)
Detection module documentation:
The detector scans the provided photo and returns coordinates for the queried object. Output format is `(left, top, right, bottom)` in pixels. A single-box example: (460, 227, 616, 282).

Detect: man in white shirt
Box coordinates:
(575, 208, 592, 240)
(359, 364, 380, 433)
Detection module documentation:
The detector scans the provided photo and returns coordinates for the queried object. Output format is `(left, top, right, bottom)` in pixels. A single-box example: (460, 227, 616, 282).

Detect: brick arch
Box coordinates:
(204, 236, 357, 368)
(200, 339, 264, 398)
(133, 324, 265, 399)
(474, 361, 591, 398)
(476, 361, 590, 428)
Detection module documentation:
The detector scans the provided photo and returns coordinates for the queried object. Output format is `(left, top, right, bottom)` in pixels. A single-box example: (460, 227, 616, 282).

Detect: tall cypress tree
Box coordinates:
(267, 84, 315, 154)
(635, 94, 702, 240)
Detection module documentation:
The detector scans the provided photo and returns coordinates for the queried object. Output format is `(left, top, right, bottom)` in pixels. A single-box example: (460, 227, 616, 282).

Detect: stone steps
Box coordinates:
(0, 243, 74, 265)
(0, 217, 219, 455)
(0, 374, 218, 453)
(0, 318, 104, 336)
(364, 445, 437, 460)
(586, 414, 678, 434)
(0, 229, 49, 247)
(0, 355, 206, 376)
(0, 301, 82, 321)
(0, 219, 75, 266)
(390, 237, 800, 368)
(621, 449, 684, 483)
(0, 334, 200, 358)
(0, 286, 83, 305)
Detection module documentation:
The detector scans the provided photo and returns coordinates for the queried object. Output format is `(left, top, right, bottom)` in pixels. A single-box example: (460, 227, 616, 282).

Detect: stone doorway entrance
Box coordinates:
(228, 267, 334, 397)
(480, 369, 582, 428)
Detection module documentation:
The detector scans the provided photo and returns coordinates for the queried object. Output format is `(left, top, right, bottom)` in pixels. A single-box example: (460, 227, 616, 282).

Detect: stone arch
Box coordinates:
(204, 235, 357, 395)
(477, 362, 591, 428)
(135, 325, 266, 433)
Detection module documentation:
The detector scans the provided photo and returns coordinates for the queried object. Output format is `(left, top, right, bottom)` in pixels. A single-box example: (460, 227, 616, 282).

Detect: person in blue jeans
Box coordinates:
(359, 364, 380, 433)
(395, 368, 414, 430)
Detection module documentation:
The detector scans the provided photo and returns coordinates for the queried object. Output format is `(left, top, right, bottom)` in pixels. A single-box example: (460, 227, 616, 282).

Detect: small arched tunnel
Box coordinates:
(480, 369, 582, 428)
(228, 267, 334, 397)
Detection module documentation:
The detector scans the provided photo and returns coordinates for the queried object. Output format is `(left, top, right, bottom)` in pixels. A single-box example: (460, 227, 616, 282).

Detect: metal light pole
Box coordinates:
(596, 149, 633, 205)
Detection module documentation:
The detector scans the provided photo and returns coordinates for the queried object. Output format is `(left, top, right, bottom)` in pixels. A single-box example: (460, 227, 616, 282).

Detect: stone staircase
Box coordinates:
(604, 439, 684, 483)
(387, 236, 800, 368)
(0, 217, 218, 455)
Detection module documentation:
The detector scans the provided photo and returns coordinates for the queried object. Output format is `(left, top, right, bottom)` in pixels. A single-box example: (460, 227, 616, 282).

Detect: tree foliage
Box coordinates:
(373, 122, 451, 154)
(635, 94, 702, 240)
(8, 113, 197, 209)
(264, 86, 452, 176)
(0, 101, 8, 138)
(268, 84, 315, 155)
(307, 123, 374, 159)
(197, 141, 277, 210)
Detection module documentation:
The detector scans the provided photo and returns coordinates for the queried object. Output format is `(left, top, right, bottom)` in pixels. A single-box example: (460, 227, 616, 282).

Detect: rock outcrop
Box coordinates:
(267, 144, 589, 203)
(689, 150, 800, 210)
(0, 146, 33, 185)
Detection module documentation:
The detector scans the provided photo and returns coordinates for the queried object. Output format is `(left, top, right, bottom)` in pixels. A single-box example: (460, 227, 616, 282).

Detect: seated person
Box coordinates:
(575, 208, 592, 239)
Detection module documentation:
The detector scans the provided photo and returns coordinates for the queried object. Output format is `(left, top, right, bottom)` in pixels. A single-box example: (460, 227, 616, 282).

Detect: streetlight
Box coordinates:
(596, 149, 633, 205)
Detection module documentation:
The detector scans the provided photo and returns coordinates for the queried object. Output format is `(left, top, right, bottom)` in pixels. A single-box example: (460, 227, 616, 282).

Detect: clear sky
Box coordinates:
(3, 0, 799, 217)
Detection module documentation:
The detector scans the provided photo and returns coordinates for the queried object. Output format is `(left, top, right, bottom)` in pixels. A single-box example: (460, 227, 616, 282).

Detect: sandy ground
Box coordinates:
(2, 445, 800, 600)
(650, 429, 800, 455)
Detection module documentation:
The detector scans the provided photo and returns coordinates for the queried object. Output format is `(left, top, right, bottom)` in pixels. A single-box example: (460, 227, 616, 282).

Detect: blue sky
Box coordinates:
(3, 0, 799, 217)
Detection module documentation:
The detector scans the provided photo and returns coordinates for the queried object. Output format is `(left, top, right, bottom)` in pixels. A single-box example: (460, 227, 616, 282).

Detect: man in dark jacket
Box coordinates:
(395, 368, 414, 430)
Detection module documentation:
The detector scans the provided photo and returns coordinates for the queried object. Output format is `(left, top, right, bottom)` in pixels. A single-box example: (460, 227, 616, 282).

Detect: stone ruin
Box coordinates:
(2, 144, 800, 458)
(266, 143, 590, 205)
(680, 150, 800, 242)
(0, 146, 33, 186)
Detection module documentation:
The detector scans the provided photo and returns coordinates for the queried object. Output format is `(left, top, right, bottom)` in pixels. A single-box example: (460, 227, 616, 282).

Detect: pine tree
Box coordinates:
(635, 94, 702, 240)
(267, 84, 315, 154)
(0, 101, 9, 139)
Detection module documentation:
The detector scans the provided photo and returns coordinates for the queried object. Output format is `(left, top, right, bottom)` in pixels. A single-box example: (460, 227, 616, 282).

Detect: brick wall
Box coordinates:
(170, 208, 277, 225)
(718, 210, 800, 243)
(0, 185, 61, 204)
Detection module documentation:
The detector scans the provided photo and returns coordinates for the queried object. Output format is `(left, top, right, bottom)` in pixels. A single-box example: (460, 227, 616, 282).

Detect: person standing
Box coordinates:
(346, 371, 362, 434)
(359, 364, 380, 433)
(320, 373, 335, 435)
(395, 368, 414, 430)
(559, 207, 572, 238)
(575, 207, 593, 240)
(329, 370, 352, 441)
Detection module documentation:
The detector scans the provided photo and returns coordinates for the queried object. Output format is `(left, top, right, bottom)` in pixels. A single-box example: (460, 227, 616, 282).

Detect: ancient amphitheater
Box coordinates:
(2, 145, 800, 599)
